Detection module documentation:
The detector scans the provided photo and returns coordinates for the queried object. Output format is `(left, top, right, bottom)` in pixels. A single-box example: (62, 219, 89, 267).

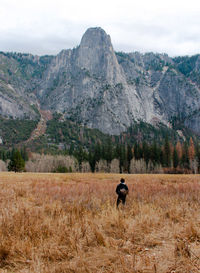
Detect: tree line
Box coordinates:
(72, 136, 200, 174)
(0, 137, 200, 173)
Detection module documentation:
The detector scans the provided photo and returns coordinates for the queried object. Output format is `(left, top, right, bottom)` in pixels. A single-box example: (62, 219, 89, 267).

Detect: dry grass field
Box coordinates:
(0, 172, 200, 273)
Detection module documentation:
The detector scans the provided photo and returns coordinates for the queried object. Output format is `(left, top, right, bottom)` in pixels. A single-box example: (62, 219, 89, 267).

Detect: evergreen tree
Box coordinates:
(8, 150, 25, 172)
(173, 146, 179, 169)
(115, 144, 124, 173)
(159, 150, 165, 166)
(88, 143, 102, 173)
(75, 146, 87, 171)
(127, 144, 133, 173)
(150, 142, 160, 165)
(142, 142, 150, 165)
(104, 139, 113, 163)
(94, 143, 102, 162)
(69, 143, 74, 155)
(122, 145, 128, 172)
(134, 143, 143, 160)
(0, 150, 6, 161)
(163, 136, 171, 167)
(88, 149, 96, 173)
(21, 146, 28, 161)
(133, 143, 139, 160)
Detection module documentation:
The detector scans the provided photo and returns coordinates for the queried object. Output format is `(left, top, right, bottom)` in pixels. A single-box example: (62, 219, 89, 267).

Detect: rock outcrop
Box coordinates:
(0, 27, 200, 135)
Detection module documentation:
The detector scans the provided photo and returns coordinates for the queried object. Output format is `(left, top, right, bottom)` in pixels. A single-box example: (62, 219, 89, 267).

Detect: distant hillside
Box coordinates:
(0, 27, 200, 147)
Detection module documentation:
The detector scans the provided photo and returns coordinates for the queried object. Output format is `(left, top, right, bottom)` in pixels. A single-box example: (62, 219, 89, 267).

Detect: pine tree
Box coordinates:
(160, 150, 165, 166)
(75, 146, 87, 171)
(142, 142, 150, 165)
(163, 136, 171, 167)
(115, 144, 124, 173)
(21, 146, 28, 161)
(88, 149, 96, 173)
(122, 145, 128, 172)
(94, 143, 102, 163)
(134, 143, 143, 160)
(69, 143, 74, 155)
(8, 150, 25, 172)
(134, 143, 140, 160)
(150, 142, 160, 165)
(0, 150, 6, 161)
(87, 143, 102, 173)
(104, 139, 113, 163)
(173, 146, 179, 169)
(127, 144, 133, 173)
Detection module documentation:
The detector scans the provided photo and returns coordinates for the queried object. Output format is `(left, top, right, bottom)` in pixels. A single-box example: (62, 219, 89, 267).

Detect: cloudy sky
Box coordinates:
(0, 0, 200, 56)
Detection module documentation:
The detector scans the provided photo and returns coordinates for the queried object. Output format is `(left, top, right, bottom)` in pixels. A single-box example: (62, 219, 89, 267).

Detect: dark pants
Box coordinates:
(117, 195, 126, 208)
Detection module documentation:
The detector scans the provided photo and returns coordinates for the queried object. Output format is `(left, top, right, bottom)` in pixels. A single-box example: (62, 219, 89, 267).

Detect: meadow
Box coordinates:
(0, 172, 200, 273)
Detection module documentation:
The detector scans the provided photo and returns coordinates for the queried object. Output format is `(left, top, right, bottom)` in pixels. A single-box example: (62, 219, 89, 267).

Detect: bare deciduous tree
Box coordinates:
(110, 159, 120, 173)
(0, 160, 7, 171)
(25, 153, 78, 172)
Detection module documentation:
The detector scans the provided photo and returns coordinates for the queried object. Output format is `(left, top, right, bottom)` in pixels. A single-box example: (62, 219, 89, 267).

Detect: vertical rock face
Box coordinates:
(0, 27, 200, 135)
(77, 27, 112, 74)
(76, 27, 124, 83)
(38, 27, 136, 135)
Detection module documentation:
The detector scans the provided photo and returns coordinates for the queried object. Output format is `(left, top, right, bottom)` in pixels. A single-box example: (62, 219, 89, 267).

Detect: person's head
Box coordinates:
(120, 178, 125, 183)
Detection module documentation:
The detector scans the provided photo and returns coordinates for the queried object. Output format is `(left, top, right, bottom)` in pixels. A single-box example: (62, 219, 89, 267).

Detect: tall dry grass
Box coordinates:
(0, 173, 199, 272)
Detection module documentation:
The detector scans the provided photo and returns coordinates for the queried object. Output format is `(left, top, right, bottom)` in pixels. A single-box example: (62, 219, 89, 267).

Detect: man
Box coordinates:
(116, 178, 129, 208)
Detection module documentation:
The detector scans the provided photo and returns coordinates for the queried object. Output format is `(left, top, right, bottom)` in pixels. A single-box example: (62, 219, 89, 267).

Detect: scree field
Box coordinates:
(0, 173, 200, 273)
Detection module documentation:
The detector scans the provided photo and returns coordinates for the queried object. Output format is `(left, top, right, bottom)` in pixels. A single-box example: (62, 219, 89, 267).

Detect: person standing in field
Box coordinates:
(116, 178, 129, 208)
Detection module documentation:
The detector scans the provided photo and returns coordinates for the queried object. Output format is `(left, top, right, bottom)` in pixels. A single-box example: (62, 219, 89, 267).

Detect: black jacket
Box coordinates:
(116, 183, 129, 197)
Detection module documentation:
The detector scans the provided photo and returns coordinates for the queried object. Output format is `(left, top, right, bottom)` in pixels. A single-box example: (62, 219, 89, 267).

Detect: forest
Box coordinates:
(0, 136, 200, 174)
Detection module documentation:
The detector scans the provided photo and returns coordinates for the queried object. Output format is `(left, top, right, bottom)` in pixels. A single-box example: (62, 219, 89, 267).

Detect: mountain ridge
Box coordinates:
(0, 27, 200, 137)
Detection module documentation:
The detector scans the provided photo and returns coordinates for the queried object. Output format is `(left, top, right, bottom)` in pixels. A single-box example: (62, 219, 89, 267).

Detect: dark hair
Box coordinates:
(120, 178, 125, 183)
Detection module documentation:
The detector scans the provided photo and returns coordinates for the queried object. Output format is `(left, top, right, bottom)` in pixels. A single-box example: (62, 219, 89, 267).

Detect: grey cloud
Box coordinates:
(1, 15, 200, 57)
(0, 22, 85, 55)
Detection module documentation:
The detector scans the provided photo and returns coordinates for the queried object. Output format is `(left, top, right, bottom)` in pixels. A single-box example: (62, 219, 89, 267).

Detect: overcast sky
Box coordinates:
(1, 0, 200, 56)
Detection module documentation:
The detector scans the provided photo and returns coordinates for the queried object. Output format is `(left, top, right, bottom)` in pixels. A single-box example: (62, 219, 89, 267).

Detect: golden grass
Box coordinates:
(0, 172, 200, 272)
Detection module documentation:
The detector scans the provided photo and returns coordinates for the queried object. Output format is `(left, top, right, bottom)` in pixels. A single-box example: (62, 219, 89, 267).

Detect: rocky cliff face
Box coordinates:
(0, 27, 200, 135)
